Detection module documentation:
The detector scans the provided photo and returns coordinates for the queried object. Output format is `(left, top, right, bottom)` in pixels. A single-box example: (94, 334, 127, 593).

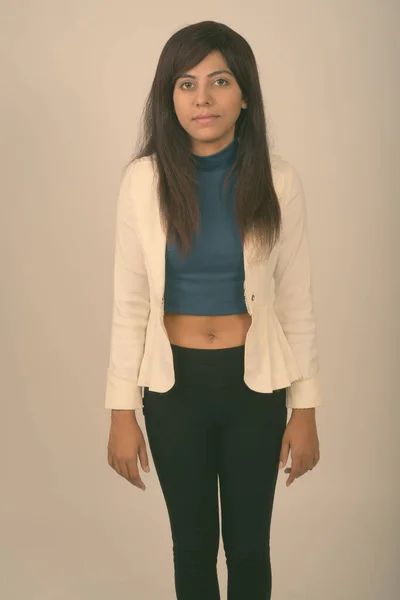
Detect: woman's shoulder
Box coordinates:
(122, 155, 155, 178)
(119, 156, 157, 197)
(122, 152, 302, 203)
(270, 152, 297, 180)
(125, 151, 295, 175)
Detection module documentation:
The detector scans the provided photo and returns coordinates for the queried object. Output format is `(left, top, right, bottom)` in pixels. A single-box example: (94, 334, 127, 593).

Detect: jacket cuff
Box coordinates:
(286, 373, 323, 409)
(105, 371, 143, 410)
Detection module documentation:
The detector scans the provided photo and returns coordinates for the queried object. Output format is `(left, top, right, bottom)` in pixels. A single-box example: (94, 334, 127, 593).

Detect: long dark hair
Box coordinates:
(131, 20, 282, 259)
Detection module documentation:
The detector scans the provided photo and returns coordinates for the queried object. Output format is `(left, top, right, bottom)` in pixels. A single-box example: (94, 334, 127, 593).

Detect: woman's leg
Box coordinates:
(143, 343, 286, 599)
(143, 380, 221, 600)
(217, 383, 287, 600)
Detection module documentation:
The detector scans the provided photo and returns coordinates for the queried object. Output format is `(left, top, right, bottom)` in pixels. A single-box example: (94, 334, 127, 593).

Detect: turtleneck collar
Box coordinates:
(192, 137, 238, 171)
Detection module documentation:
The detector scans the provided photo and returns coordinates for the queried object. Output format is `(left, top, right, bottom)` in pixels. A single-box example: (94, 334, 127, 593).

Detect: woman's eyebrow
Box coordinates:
(176, 69, 233, 80)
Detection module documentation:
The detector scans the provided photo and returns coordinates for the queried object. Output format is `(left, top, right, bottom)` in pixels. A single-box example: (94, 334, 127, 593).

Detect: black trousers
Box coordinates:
(143, 343, 287, 600)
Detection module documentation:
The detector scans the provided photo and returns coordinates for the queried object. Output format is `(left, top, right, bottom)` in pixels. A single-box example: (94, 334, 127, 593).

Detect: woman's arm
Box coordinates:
(273, 162, 322, 409)
(105, 161, 150, 411)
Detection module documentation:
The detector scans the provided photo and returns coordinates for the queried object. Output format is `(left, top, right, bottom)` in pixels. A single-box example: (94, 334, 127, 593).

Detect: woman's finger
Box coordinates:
(286, 457, 302, 486)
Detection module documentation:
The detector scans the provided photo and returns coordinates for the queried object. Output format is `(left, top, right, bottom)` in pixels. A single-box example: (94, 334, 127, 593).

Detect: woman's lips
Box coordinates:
(194, 116, 219, 125)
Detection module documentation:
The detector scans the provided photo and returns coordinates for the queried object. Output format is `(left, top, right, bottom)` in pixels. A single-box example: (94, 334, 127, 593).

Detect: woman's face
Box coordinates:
(173, 50, 247, 156)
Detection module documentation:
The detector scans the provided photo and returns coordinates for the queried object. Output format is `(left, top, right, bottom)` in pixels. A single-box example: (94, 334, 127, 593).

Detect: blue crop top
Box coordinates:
(164, 137, 248, 316)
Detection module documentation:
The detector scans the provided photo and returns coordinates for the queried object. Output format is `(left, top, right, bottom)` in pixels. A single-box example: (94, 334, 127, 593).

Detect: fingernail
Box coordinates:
(279, 461, 283, 469)
(144, 465, 150, 472)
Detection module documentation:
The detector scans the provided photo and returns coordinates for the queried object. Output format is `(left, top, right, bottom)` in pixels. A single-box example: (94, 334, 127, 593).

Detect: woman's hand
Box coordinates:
(279, 408, 320, 487)
(107, 410, 150, 491)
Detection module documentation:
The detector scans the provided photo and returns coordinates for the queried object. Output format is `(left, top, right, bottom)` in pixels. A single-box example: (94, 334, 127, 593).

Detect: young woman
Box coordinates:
(105, 20, 322, 600)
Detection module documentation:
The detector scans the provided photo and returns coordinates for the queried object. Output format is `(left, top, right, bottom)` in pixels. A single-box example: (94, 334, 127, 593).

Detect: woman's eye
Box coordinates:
(180, 78, 228, 90)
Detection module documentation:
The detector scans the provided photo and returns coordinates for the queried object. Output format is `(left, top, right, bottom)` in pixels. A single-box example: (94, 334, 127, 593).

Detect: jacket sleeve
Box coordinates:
(105, 161, 150, 410)
(273, 162, 322, 409)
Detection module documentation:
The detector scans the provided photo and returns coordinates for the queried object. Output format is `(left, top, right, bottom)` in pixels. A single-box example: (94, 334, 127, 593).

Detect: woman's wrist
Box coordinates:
(111, 409, 137, 423)
(290, 407, 316, 419)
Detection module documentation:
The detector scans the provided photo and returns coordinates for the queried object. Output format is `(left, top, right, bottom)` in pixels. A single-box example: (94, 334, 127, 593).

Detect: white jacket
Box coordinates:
(105, 153, 322, 411)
